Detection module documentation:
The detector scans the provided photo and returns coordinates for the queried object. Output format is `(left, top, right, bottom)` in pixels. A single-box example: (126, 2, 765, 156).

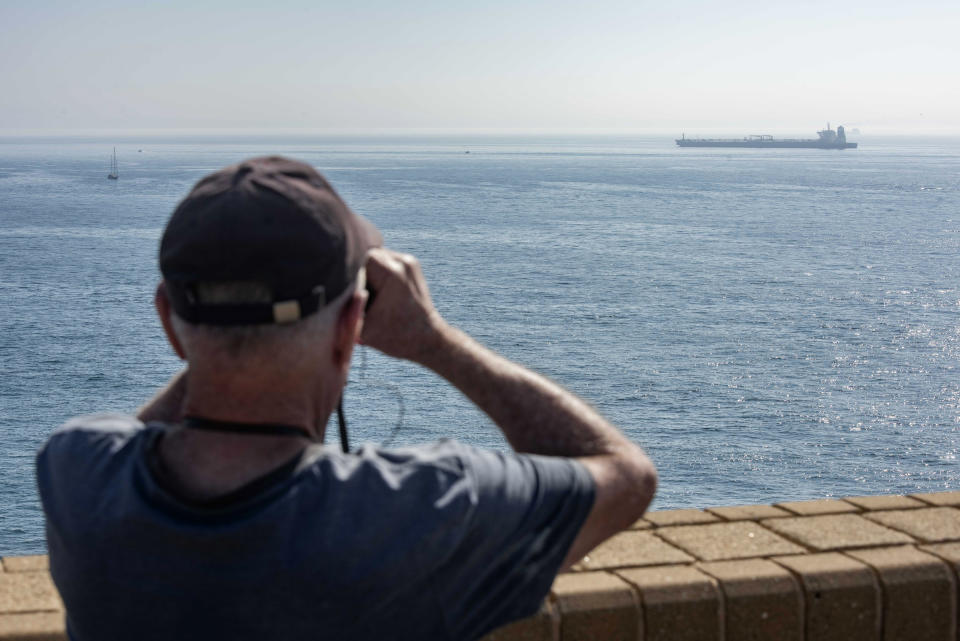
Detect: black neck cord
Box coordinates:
(182, 416, 313, 439)
(337, 398, 350, 453)
(182, 405, 350, 453)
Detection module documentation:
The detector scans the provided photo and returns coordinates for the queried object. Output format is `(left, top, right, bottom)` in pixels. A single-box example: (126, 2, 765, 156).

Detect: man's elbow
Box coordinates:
(627, 455, 657, 520)
(608, 449, 657, 528)
(577, 447, 658, 535)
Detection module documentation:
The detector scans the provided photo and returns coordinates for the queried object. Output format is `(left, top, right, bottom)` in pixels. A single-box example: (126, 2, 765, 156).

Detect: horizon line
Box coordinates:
(2, 125, 960, 138)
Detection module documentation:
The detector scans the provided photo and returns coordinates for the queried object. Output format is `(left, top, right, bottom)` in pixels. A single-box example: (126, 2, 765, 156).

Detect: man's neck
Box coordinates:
(184, 352, 346, 428)
(156, 427, 312, 502)
(153, 367, 338, 501)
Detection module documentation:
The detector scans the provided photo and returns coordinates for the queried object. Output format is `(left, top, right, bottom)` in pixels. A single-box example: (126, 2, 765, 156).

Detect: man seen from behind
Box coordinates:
(37, 156, 657, 641)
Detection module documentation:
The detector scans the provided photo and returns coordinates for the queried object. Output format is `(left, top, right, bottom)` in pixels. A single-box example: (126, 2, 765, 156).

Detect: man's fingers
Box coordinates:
(360, 248, 444, 363)
(397, 253, 421, 279)
(364, 248, 394, 290)
(365, 248, 420, 291)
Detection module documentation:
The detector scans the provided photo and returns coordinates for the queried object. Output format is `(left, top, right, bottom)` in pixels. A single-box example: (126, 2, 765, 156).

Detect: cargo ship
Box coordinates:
(676, 124, 857, 149)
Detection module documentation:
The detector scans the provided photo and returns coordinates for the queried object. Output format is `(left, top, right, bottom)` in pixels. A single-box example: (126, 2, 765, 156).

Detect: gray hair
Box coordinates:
(170, 272, 364, 360)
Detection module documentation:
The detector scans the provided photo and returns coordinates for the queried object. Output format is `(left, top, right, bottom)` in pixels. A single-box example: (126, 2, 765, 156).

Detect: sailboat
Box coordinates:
(107, 147, 119, 180)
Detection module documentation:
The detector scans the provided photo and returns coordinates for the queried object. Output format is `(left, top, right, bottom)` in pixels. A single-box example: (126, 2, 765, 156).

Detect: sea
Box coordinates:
(1, 132, 958, 555)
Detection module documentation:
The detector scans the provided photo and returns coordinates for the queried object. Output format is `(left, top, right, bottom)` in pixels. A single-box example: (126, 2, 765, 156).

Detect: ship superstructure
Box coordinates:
(676, 124, 857, 149)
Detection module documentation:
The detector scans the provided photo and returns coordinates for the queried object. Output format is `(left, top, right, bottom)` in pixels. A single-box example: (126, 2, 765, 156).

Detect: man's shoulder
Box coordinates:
(335, 439, 539, 490)
(45, 412, 144, 444)
(37, 413, 147, 471)
(55, 412, 145, 435)
(302, 439, 478, 505)
(355, 438, 474, 471)
(36, 414, 151, 529)
(324, 439, 592, 508)
(291, 440, 520, 537)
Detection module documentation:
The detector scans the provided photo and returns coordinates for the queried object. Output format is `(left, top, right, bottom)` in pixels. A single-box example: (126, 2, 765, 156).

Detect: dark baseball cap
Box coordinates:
(160, 156, 382, 325)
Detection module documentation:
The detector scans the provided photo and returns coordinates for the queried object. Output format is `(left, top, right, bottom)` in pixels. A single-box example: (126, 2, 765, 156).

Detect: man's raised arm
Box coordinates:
(361, 249, 657, 568)
(136, 368, 188, 424)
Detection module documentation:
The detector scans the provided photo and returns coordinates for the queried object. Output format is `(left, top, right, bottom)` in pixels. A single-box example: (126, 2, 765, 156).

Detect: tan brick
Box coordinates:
(911, 491, 960, 507)
(921, 541, 960, 569)
(1, 557, 49, 574)
(643, 509, 721, 527)
(0, 574, 62, 615)
(616, 565, 721, 641)
(776, 499, 860, 516)
(698, 559, 802, 641)
(706, 504, 792, 521)
(920, 542, 960, 641)
(552, 571, 640, 641)
(773, 552, 881, 641)
(762, 514, 914, 551)
(0, 611, 66, 640)
(481, 600, 557, 641)
(580, 531, 693, 570)
(846, 546, 956, 641)
(865, 508, 960, 544)
(843, 495, 926, 511)
(657, 521, 806, 562)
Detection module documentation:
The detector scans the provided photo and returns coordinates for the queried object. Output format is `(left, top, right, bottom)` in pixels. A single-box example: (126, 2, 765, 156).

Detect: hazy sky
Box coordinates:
(1, 0, 957, 132)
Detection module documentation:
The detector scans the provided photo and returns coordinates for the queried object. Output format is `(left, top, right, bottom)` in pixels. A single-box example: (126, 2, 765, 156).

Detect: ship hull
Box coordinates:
(676, 140, 857, 149)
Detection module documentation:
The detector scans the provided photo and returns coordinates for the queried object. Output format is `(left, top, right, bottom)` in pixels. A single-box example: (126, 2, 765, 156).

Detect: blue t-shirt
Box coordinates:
(36, 414, 595, 641)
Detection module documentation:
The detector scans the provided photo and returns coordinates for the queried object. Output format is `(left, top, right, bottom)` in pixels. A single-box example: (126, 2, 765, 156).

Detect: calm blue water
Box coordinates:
(2, 133, 958, 555)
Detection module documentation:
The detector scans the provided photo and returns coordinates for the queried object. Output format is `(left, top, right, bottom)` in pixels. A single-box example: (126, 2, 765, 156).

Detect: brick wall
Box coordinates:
(4, 491, 960, 640)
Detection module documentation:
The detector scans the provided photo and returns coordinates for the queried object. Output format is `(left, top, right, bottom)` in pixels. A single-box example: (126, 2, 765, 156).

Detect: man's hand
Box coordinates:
(361, 248, 448, 363)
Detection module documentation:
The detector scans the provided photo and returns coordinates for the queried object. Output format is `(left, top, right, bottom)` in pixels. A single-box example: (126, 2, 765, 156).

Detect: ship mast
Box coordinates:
(107, 147, 119, 180)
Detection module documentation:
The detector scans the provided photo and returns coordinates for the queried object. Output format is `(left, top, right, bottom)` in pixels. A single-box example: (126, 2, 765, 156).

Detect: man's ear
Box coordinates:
(155, 282, 187, 360)
(332, 290, 367, 369)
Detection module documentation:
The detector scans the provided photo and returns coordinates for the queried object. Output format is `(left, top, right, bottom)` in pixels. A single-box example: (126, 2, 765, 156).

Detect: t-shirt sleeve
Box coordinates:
(434, 443, 595, 640)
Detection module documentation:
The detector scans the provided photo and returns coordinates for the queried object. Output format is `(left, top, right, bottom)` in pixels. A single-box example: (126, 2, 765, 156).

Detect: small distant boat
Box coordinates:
(107, 147, 119, 180)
